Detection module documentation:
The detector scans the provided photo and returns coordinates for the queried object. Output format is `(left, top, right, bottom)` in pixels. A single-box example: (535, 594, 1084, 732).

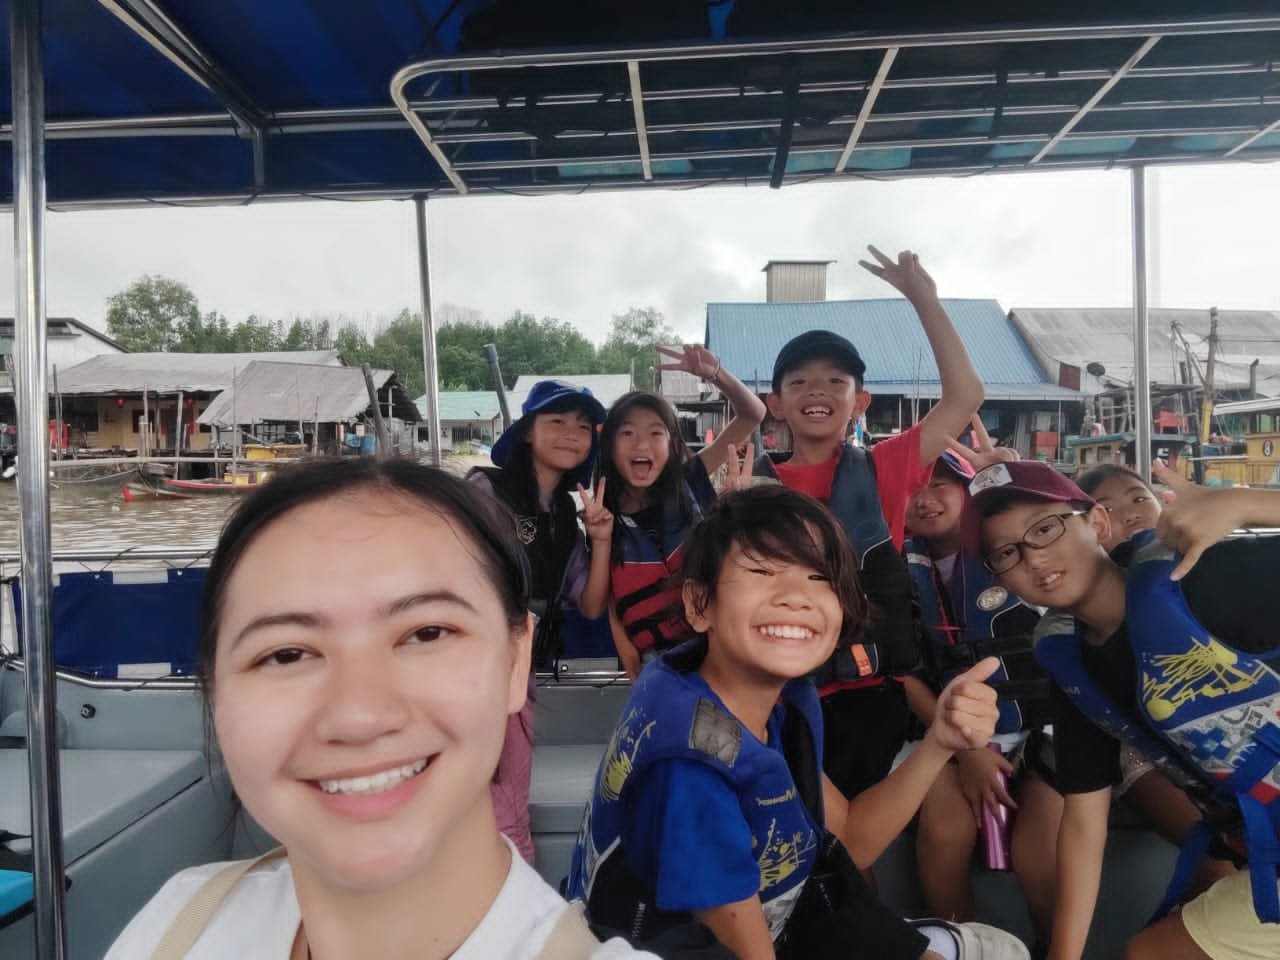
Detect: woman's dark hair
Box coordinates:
(198, 457, 530, 699)
(680, 484, 868, 648)
(600, 391, 693, 554)
(1076, 463, 1154, 497)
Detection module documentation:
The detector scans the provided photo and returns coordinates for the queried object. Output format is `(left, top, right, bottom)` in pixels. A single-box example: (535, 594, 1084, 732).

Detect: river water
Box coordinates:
(0, 453, 486, 554)
(0, 479, 233, 554)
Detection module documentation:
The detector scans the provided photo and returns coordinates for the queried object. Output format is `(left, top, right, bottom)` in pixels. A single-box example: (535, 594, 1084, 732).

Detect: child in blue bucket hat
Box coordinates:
(469, 379, 615, 864)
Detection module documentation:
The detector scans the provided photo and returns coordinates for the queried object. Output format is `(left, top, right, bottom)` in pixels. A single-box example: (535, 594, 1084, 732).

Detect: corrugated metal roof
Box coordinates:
(1213, 396, 1280, 416)
(1010, 307, 1280, 395)
(55, 351, 342, 395)
(509, 374, 634, 409)
(198, 361, 417, 426)
(705, 299, 1059, 392)
(425, 391, 505, 423)
(0, 317, 127, 352)
(870, 381, 1083, 402)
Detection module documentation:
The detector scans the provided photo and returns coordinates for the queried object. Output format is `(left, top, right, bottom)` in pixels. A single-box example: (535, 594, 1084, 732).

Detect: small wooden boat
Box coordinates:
(121, 463, 266, 501)
(121, 475, 262, 501)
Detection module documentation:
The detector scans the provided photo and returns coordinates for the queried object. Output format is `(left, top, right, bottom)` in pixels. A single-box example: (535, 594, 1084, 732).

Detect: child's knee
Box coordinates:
(918, 778, 977, 850)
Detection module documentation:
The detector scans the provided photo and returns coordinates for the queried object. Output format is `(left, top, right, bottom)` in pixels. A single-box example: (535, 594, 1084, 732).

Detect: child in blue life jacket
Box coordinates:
(1076, 463, 1238, 904)
(567, 484, 1031, 960)
(468, 379, 615, 863)
(754, 246, 984, 803)
(902, 450, 1062, 939)
(600, 344, 765, 679)
(963, 459, 1280, 960)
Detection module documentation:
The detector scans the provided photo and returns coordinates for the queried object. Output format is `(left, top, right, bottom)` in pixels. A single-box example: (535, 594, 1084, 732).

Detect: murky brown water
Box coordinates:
(0, 453, 486, 554)
(0, 478, 234, 553)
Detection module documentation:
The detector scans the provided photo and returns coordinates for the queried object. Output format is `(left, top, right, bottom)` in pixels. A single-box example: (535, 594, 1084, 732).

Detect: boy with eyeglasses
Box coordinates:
(960, 459, 1280, 960)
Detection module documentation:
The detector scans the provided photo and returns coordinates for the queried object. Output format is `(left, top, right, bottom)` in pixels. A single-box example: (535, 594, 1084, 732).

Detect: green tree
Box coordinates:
(105, 275, 201, 351)
(493, 311, 598, 385)
(597, 306, 677, 382)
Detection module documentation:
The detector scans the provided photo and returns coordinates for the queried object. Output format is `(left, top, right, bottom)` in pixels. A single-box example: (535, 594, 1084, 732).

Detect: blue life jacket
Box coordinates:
(755, 445, 918, 686)
(612, 492, 705, 654)
(566, 641, 825, 943)
(1033, 529, 1280, 923)
(906, 540, 1049, 734)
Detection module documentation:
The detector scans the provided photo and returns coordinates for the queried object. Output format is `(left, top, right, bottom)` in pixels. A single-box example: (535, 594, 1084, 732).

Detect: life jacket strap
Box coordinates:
(1151, 723, 1280, 926)
(1238, 794, 1280, 924)
(1150, 820, 1215, 924)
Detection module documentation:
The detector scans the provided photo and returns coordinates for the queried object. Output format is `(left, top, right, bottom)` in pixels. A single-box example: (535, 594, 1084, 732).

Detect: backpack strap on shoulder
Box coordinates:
(149, 847, 287, 960)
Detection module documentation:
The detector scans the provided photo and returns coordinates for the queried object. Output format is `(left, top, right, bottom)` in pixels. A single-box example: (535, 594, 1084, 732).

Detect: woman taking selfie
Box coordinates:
(106, 459, 652, 959)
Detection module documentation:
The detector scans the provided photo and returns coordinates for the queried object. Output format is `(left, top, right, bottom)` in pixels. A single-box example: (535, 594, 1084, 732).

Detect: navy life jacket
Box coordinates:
(470, 466, 581, 665)
(469, 466, 578, 609)
(906, 540, 1049, 734)
(1033, 529, 1280, 923)
(755, 445, 918, 687)
(566, 641, 825, 944)
(611, 492, 705, 655)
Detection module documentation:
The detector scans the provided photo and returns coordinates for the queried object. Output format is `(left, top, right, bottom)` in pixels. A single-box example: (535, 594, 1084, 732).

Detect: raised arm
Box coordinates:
(656, 344, 766, 475)
(1152, 460, 1280, 579)
(576, 479, 613, 619)
(859, 246, 983, 466)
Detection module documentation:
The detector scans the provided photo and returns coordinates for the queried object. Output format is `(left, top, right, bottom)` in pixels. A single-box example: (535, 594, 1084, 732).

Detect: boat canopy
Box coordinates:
(2, 1, 1279, 206)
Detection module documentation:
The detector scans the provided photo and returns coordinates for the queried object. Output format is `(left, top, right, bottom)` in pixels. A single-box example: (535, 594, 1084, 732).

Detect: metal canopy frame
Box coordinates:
(390, 14, 1280, 197)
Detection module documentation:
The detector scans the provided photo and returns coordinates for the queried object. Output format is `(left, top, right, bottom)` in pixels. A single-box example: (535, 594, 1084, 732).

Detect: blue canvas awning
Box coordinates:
(1, 2, 1279, 205)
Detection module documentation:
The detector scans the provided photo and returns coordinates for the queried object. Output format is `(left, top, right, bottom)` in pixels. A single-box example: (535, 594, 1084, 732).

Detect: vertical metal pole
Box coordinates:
(1131, 166, 1153, 478)
(483, 343, 512, 430)
(414, 194, 442, 467)
(11, 1, 68, 956)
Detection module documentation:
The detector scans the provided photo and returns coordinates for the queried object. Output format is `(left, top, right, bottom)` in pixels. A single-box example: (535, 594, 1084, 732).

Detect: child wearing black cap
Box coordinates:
(469, 378, 615, 864)
(756, 246, 984, 810)
(964, 461, 1280, 960)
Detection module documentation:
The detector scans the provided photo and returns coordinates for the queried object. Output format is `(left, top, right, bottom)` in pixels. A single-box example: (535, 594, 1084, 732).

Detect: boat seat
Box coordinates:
(12, 570, 204, 679)
(0, 749, 204, 865)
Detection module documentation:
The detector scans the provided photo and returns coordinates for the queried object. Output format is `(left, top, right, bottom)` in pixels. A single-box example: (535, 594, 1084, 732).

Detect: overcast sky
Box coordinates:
(1, 161, 1277, 345)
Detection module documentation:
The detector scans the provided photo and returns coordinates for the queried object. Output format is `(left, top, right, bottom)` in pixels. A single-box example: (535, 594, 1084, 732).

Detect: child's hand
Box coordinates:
(1151, 461, 1245, 580)
(858, 244, 938, 304)
(578, 479, 614, 545)
(927, 657, 1000, 753)
(656, 344, 721, 383)
(948, 413, 1019, 472)
(955, 746, 1018, 827)
(722, 442, 755, 493)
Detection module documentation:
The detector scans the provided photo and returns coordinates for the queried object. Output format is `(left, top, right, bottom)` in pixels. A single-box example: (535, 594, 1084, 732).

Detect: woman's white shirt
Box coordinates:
(105, 839, 656, 960)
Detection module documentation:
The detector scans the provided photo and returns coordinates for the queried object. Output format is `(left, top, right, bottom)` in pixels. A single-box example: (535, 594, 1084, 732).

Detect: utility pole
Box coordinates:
(1199, 307, 1218, 446)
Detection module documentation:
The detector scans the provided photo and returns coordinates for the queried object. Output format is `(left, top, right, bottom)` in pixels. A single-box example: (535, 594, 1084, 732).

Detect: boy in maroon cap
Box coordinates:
(755, 246, 984, 811)
(904, 448, 1060, 941)
(963, 460, 1280, 960)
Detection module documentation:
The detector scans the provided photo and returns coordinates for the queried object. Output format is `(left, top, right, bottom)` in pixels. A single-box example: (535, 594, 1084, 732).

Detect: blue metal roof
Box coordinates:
(705, 298, 1072, 399)
(3, 4, 1280, 204)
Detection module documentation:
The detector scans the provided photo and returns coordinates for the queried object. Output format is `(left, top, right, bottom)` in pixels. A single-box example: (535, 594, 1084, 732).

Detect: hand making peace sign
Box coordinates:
(948, 413, 1019, 472)
(858, 244, 938, 304)
(577, 478, 614, 545)
(655, 344, 722, 383)
(722, 442, 756, 493)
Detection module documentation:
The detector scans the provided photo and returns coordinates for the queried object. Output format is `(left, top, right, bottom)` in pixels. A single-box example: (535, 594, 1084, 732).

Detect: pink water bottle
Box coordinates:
(980, 742, 1012, 871)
